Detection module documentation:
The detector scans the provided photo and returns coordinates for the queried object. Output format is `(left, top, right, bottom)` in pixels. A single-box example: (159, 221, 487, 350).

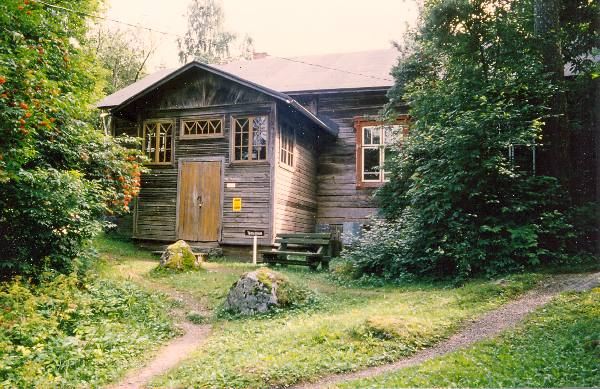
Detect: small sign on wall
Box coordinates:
(232, 197, 242, 211)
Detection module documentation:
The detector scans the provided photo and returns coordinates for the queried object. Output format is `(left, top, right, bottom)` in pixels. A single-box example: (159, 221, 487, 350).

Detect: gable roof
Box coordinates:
(216, 49, 398, 93)
(97, 49, 398, 108)
(98, 61, 338, 136)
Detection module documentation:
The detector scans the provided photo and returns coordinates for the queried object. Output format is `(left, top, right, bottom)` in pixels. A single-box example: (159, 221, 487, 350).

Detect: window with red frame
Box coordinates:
(354, 116, 410, 188)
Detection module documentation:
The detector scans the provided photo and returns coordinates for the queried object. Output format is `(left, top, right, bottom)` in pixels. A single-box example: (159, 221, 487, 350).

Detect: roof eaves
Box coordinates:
(107, 61, 336, 136)
(284, 86, 392, 95)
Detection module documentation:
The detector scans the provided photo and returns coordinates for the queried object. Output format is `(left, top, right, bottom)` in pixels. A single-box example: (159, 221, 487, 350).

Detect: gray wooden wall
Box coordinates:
(113, 69, 278, 246)
(292, 90, 392, 227)
(273, 106, 320, 235)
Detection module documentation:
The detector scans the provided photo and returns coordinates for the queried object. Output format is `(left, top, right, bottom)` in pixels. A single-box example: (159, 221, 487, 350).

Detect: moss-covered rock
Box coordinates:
(158, 240, 202, 271)
(224, 268, 309, 315)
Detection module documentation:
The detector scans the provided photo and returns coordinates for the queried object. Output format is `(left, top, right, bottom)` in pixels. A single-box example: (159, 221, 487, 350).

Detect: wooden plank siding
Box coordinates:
(111, 66, 397, 247)
(113, 68, 278, 246)
(273, 105, 320, 236)
(290, 90, 394, 226)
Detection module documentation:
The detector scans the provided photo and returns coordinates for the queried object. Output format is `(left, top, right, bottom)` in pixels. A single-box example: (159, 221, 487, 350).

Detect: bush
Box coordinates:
(345, 176, 579, 282)
(0, 273, 176, 387)
(0, 169, 105, 277)
(0, 1, 146, 279)
(344, 0, 597, 282)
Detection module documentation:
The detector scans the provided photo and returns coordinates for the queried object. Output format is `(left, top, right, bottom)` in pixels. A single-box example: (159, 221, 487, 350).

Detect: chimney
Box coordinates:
(252, 52, 268, 60)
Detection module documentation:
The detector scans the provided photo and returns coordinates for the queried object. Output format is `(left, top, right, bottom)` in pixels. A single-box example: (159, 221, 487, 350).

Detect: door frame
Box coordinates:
(176, 156, 225, 242)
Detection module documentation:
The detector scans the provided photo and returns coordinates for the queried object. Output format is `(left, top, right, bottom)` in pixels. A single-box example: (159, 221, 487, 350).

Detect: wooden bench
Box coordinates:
(259, 232, 334, 270)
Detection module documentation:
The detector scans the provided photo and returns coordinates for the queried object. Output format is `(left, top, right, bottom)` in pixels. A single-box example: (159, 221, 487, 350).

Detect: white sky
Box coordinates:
(104, 0, 419, 72)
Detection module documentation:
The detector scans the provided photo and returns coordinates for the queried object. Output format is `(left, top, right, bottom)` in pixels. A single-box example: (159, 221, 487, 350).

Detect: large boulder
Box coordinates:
(225, 268, 308, 315)
(158, 240, 202, 271)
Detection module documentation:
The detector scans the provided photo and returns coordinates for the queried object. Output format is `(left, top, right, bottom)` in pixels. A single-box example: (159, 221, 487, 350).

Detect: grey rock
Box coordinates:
(225, 268, 296, 316)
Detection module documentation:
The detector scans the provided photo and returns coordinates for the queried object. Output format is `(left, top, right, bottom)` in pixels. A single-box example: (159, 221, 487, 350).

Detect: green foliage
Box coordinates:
(347, 0, 598, 281)
(0, 0, 145, 278)
(186, 310, 206, 324)
(343, 289, 600, 388)
(88, 26, 153, 95)
(153, 240, 203, 273)
(0, 273, 176, 387)
(177, 0, 237, 64)
(254, 268, 310, 307)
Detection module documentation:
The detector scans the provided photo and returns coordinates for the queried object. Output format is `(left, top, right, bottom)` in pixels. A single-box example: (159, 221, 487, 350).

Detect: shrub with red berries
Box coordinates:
(0, 0, 147, 278)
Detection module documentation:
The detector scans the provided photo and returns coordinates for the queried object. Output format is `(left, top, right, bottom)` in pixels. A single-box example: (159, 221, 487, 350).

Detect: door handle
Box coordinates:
(197, 195, 203, 208)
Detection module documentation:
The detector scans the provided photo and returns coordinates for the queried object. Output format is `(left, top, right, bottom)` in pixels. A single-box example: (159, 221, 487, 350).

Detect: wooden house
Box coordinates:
(97, 49, 409, 255)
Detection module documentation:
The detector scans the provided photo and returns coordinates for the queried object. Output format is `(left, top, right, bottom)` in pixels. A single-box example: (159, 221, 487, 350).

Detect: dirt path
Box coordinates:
(292, 271, 600, 389)
(106, 268, 212, 389)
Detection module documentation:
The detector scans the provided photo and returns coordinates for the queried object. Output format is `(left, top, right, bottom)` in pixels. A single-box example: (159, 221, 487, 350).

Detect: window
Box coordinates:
(279, 123, 295, 167)
(508, 141, 539, 175)
(181, 117, 223, 139)
(355, 116, 410, 187)
(143, 119, 174, 164)
(232, 115, 268, 162)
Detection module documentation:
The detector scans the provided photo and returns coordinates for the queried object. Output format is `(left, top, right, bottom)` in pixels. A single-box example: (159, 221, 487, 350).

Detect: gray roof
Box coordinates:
(96, 68, 175, 109)
(96, 48, 398, 108)
(216, 48, 398, 93)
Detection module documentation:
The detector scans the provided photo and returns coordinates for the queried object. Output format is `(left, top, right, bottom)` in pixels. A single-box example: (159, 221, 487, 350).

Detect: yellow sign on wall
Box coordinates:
(232, 197, 242, 211)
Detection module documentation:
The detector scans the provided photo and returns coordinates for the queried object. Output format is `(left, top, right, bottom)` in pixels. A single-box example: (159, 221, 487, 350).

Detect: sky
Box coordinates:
(104, 0, 420, 72)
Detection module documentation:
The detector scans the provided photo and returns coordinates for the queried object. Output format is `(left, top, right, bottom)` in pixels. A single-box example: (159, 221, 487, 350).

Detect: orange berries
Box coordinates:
(19, 102, 28, 110)
(0, 76, 5, 84)
(18, 5, 23, 10)
(49, 117, 55, 123)
(25, 112, 31, 118)
(39, 120, 47, 126)
(19, 118, 25, 124)
(0, 94, 7, 99)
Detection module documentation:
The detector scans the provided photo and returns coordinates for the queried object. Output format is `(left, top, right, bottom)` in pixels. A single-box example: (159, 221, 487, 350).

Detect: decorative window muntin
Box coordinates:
(143, 119, 174, 164)
(279, 123, 295, 167)
(232, 115, 268, 162)
(180, 117, 223, 138)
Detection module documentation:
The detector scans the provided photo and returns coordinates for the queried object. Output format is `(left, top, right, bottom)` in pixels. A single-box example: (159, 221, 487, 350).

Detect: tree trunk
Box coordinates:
(534, 0, 571, 193)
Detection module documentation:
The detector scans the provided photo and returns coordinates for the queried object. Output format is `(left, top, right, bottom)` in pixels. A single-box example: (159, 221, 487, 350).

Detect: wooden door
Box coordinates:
(177, 161, 222, 241)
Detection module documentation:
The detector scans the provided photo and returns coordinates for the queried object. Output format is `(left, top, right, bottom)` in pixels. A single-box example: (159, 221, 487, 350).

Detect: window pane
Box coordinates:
(372, 127, 381, 145)
(234, 118, 250, 160)
(252, 116, 268, 160)
(363, 147, 380, 181)
(279, 124, 295, 166)
(144, 124, 156, 161)
(383, 147, 396, 181)
(363, 126, 372, 144)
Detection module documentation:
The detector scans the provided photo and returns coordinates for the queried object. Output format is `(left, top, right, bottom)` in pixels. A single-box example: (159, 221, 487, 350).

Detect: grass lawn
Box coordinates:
(0, 248, 177, 388)
(93, 235, 549, 388)
(341, 288, 600, 388)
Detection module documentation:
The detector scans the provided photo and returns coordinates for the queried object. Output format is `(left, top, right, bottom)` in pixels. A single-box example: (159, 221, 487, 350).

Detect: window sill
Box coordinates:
(229, 160, 270, 166)
(180, 134, 225, 140)
(278, 161, 295, 173)
(145, 162, 174, 168)
(356, 181, 387, 189)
